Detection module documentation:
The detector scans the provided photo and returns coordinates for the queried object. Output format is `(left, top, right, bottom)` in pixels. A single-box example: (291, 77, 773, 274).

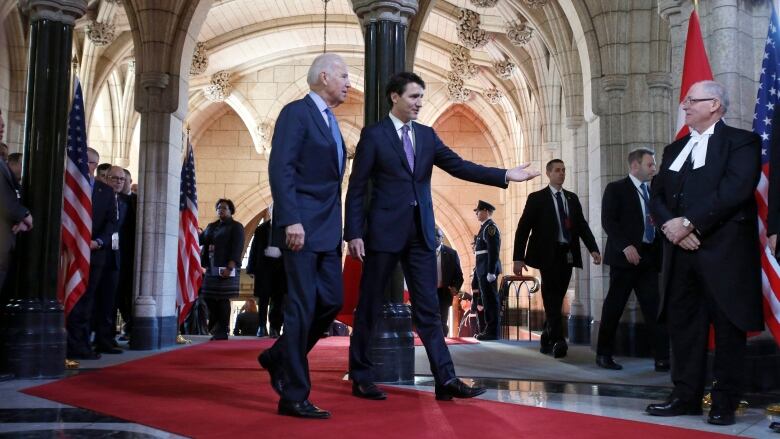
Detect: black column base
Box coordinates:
(130, 315, 178, 350)
(567, 314, 590, 344)
(370, 303, 415, 384)
(1, 298, 65, 379)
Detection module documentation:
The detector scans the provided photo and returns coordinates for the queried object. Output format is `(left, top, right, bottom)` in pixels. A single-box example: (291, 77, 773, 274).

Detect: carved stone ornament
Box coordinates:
(506, 21, 533, 46)
(204, 71, 232, 102)
(493, 60, 516, 79)
(522, 0, 547, 8)
(484, 87, 503, 104)
(446, 72, 471, 102)
(86, 20, 116, 47)
(450, 44, 479, 80)
(102, 0, 122, 4)
(127, 58, 135, 74)
(258, 121, 273, 150)
(470, 0, 498, 7)
(190, 42, 209, 76)
(457, 9, 490, 49)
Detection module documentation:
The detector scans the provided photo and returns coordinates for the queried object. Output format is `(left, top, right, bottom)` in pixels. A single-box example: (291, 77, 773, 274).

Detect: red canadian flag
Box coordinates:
(675, 10, 713, 140)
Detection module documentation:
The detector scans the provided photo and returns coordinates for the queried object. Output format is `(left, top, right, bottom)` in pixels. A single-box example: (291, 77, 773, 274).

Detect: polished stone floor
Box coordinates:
(1, 336, 778, 438)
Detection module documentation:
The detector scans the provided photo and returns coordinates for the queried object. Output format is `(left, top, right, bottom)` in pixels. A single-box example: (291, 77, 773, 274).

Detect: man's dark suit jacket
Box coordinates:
(0, 160, 27, 253)
(91, 180, 120, 268)
(439, 244, 464, 293)
(246, 220, 286, 296)
(602, 177, 661, 270)
(650, 120, 762, 332)
(344, 117, 507, 251)
(268, 94, 346, 251)
(513, 187, 598, 270)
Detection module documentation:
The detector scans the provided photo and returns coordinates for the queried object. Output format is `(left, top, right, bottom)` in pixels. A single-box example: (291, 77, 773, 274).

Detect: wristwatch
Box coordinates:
(682, 217, 692, 229)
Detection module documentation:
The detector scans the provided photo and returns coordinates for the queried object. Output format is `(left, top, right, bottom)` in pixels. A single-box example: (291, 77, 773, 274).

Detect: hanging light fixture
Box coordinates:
(322, 0, 331, 53)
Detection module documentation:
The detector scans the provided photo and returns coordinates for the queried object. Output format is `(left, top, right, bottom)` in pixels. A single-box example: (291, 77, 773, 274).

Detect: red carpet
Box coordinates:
(24, 338, 738, 439)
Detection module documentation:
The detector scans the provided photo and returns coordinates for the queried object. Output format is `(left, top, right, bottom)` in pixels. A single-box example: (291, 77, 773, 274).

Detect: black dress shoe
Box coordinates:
(435, 379, 487, 401)
(552, 341, 568, 358)
(707, 408, 736, 426)
(269, 327, 281, 339)
(475, 333, 498, 341)
(95, 347, 123, 355)
(278, 399, 330, 419)
(540, 331, 552, 354)
(258, 350, 284, 396)
(654, 359, 670, 372)
(646, 397, 702, 416)
(256, 327, 268, 337)
(595, 355, 622, 370)
(210, 334, 228, 341)
(0, 373, 14, 382)
(352, 382, 387, 400)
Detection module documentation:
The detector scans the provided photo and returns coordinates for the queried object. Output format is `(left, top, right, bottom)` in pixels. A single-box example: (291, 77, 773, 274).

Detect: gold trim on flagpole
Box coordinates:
(176, 334, 192, 344)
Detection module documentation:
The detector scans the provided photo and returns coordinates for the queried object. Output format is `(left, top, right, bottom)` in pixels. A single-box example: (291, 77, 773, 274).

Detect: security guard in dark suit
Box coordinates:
(473, 200, 501, 340)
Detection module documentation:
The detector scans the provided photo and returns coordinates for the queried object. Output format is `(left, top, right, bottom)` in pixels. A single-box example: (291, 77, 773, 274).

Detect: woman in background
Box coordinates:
(200, 199, 245, 340)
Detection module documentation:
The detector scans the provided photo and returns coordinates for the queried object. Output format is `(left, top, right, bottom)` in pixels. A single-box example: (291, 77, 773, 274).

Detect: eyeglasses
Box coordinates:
(682, 97, 717, 105)
(109, 176, 126, 181)
(88, 161, 98, 165)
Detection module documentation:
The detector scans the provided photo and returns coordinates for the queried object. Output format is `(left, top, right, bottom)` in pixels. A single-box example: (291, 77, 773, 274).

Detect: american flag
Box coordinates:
(176, 142, 202, 325)
(753, 5, 780, 345)
(60, 80, 92, 316)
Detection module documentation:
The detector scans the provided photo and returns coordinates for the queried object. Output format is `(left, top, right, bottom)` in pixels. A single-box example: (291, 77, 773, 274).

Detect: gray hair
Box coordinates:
(695, 80, 729, 115)
(307, 53, 344, 87)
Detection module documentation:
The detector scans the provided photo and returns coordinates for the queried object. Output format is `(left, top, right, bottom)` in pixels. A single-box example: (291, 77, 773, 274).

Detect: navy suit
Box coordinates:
(345, 116, 507, 385)
(650, 120, 762, 410)
(266, 94, 346, 402)
(66, 180, 119, 357)
(93, 192, 127, 351)
(598, 176, 668, 361)
(0, 160, 28, 295)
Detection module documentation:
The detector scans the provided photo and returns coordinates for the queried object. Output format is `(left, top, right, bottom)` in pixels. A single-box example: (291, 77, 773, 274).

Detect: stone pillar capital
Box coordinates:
(352, 0, 419, 26)
(140, 72, 170, 91)
(19, 0, 87, 25)
(658, 0, 684, 21)
(564, 115, 585, 130)
(602, 74, 628, 94)
(647, 72, 672, 90)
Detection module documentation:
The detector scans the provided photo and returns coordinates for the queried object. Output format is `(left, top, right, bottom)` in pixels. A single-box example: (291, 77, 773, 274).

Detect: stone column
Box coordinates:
(353, 0, 418, 384)
(2, 0, 87, 379)
(565, 115, 592, 344)
(658, 0, 686, 141)
(129, 72, 182, 350)
(646, 73, 673, 150)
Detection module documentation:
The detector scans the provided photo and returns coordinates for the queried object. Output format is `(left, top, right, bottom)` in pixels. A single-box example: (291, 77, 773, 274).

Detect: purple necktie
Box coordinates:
(401, 125, 415, 171)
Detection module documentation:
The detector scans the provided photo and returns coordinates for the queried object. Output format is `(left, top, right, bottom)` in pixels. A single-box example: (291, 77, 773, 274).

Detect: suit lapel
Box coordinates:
(304, 94, 343, 174)
(382, 117, 413, 175)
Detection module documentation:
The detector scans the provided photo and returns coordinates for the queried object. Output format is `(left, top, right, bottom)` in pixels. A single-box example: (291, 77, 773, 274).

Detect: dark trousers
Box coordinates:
(349, 209, 456, 386)
(66, 255, 105, 357)
(597, 257, 669, 361)
(436, 287, 453, 336)
(93, 268, 119, 350)
(254, 263, 286, 335)
(539, 244, 573, 345)
(265, 249, 342, 402)
(666, 250, 747, 411)
(204, 297, 232, 339)
(475, 274, 500, 338)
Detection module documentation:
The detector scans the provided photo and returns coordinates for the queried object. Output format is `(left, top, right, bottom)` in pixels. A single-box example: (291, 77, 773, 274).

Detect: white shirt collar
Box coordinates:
(308, 91, 329, 114)
(548, 185, 564, 195)
(669, 120, 719, 172)
(628, 173, 647, 189)
(389, 112, 412, 132)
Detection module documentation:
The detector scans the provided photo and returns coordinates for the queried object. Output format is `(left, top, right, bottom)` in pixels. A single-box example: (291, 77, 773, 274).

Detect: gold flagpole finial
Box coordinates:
(693, 0, 699, 14)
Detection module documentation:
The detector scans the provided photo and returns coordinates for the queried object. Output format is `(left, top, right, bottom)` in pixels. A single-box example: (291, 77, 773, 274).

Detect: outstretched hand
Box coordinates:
(506, 163, 541, 182)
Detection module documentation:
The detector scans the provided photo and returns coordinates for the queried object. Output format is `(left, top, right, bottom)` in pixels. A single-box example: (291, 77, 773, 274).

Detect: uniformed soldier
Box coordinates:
(473, 200, 501, 340)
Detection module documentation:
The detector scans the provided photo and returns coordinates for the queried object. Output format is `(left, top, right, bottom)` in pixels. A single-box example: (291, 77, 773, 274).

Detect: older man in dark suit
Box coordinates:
(646, 80, 762, 426)
(512, 159, 601, 359)
(261, 53, 349, 419)
(345, 71, 539, 402)
(597, 148, 669, 371)
(434, 227, 463, 336)
(66, 148, 118, 360)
